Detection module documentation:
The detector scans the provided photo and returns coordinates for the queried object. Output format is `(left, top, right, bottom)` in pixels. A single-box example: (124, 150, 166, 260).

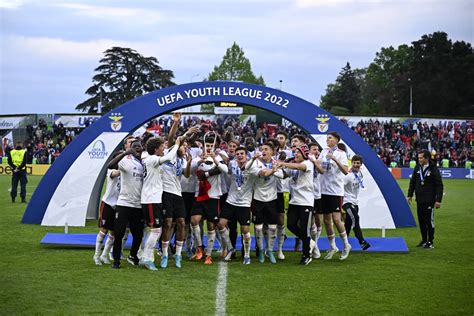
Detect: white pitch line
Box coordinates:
(215, 261, 228, 316)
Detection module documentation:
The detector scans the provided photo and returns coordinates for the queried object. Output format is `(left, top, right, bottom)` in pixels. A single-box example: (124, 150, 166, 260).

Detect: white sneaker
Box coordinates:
(277, 250, 285, 260)
(100, 255, 111, 264)
(109, 252, 114, 262)
(93, 255, 102, 266)
(312, 245, 321, 259)
(324, 247, 339, 260)
(339, 244, 352, 261)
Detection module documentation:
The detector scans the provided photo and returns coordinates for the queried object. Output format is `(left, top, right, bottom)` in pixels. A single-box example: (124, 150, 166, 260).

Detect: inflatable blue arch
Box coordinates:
(22, 81, 415, 227)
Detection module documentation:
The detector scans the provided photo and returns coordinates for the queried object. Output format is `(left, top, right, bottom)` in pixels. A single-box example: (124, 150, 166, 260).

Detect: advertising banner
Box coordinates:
(41, 132, 127, 226)
(54, 115, 101, 128)
(0, 116, 28, 129)
(399, 168, 473, 179)
(0, 164, 50, 176)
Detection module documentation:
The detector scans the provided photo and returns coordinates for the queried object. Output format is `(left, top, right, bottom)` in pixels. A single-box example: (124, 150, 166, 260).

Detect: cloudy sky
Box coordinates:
(0, 0, 472, 114)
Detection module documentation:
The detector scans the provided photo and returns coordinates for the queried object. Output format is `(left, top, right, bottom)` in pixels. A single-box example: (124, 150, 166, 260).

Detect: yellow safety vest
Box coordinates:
(10, 149, 26, 168)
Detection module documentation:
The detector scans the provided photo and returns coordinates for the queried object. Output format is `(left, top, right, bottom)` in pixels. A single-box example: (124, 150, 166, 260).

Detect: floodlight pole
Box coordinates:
(408, 78, 413, 116)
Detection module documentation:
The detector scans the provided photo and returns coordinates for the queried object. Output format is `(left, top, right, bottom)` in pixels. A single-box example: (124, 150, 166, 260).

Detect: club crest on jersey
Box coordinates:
(109, 113, 123, 132)
(316, 114, 330, 133)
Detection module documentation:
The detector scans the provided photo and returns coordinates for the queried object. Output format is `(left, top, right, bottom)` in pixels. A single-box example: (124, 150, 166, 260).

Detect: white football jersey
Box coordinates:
(180, 147, 202, 193)
(162, 157, 187, 196)
(317, 147, 348, 196)
(192, 156, 228, 199)
(251, 159, 283, 202)
(343, 170, 364, 205)
(226, 160, 256, 207)
(141, 145, 178, 203)
(101, 169, 120, 208)
(116, 155, 143, 208)
(288, 160, 314, 206)
(275, 148, 292, 193)
(313, 167, 321, 200)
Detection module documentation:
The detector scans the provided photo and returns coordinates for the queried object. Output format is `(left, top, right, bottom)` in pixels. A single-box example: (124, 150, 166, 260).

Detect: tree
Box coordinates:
(208, 42, 265, 85)
(321, 32, 473, 116)
(410, 32, 473, 116)
(320, 62, 361, 114)
(363, 44, 413, 115)
(76, 47, 175, 113)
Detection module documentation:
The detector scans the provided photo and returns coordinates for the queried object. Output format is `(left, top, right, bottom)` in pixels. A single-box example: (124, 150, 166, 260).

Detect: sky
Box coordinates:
(0, 0, 472, 115)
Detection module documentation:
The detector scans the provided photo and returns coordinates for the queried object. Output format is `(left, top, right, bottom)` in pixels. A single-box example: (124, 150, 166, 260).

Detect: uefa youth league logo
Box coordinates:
(109, 113, 123, 131)
(316, 114, 330, 133)
(88, 140, 108, 159)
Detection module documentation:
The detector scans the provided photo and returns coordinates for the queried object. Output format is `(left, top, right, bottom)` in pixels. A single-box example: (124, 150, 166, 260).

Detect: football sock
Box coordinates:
(192, 224, 203, 247)
(94, 231, 106, 257)
(206, 230, 216, 256)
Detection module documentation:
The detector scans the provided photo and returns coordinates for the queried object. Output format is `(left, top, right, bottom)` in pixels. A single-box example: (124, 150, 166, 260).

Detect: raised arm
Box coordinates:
(108, 149, 132, 169)
(167, 112, 181, 144)
(183, 152, 192, 178)
(276, 161, 307, 171)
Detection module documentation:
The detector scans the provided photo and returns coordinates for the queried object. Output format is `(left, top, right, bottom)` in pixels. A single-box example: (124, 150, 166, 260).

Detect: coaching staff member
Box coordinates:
(407, 150, 444, 249)
(8, 141, 28, 203)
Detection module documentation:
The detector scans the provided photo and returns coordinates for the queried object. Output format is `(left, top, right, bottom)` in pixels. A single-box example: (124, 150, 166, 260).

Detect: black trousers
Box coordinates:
(113, 205, 144, 262)
(11, 170, 27, 200)
(287, 204, 313, 257)
(229, 219, 238, 248)
(416, 203, 435, 243)
(344, 203, 365, 244)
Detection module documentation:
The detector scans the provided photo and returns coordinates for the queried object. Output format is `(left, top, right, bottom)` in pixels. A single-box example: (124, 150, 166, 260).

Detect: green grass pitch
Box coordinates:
(0, 176, 473, 314)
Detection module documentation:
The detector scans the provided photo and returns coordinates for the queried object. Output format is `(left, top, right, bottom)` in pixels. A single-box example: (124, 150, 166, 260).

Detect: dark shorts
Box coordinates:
(191, 198, 220, 222)
(314, 198, 322, 214)
(277, 193, 286, 214)
(221, 192, 228, 204)
(343, 203, 359, 217)
(141, 203, 163, 228)
(252, 199, 278, 225)
(162, 191, 186, 219)
(221, 202, 251, 226)
(182, 192, 196, 224)
(321, 194, 343, 214)
(98, 201, 115, 230)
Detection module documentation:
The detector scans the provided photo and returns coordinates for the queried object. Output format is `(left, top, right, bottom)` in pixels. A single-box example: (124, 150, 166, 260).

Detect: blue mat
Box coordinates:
(41, 233, 409, 252)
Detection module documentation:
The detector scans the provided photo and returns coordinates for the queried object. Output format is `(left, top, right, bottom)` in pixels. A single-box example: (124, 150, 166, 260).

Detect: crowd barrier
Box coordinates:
(391, 168, 474, 179)
(0, 164, 50, 176)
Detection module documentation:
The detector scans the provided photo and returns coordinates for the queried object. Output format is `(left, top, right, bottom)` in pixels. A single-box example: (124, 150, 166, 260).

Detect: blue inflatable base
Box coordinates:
(41, 233, 409, 252)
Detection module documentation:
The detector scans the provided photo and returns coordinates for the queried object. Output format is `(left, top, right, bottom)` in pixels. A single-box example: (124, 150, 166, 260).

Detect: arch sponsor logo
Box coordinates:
(316, 114, 330, 133)
(88, 140, 108, 159)
(109, 113, 123, 131)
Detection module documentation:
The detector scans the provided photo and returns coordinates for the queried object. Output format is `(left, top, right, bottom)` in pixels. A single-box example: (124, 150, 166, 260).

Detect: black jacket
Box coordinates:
(408, 161, 444, 204)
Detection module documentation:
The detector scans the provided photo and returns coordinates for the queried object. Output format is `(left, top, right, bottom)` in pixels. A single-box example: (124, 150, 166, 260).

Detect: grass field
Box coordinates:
(1, 176, 473, 315)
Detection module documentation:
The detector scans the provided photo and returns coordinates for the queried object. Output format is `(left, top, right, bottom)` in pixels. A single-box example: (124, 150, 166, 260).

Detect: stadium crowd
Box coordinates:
(346, 119, 473, 168)
(145, 116, 473, 168)
(3, 116, 472, 168)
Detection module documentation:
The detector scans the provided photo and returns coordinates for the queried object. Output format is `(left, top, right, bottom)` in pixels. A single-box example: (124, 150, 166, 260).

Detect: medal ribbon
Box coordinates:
(354, 171, 365, 188)
(419, 164, 429, 184)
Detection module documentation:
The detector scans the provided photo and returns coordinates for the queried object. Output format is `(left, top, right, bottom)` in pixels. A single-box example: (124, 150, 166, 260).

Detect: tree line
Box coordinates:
(320, 32, 473, 117)
(76, 32, 472, 117)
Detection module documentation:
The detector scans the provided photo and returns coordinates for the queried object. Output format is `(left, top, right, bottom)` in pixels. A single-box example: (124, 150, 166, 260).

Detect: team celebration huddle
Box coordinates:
(92, 113, 370, 270)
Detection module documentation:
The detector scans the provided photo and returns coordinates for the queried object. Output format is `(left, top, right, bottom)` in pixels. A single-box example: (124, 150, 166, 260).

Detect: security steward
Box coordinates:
(407, 150, 444, 249)
(8, 141, 28, 203)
